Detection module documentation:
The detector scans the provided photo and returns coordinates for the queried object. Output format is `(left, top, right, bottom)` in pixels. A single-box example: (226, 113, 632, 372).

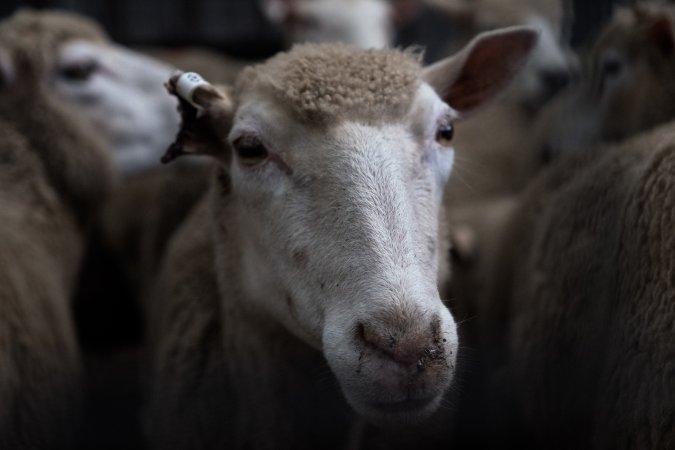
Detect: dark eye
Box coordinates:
(435, 123, 454, 146)
(601, 55, 623, 79)
(233, 136, 269, 166)
(59, 59, 98, 81)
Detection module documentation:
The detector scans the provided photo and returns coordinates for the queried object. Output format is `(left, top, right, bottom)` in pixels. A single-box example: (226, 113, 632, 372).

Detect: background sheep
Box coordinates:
(3, 9, 180, 176)
(531, 3, 675, 164)
(145, 28, 537, 449)
(259, 0, 394, 49)
(485, 120, 675, 449)
(438, 5, 673, 448)
(0, 10, 205, 448)
(0, 14, 113, 447)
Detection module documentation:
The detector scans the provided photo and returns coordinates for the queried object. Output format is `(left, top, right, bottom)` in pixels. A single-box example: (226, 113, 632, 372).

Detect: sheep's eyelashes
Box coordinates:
(59, 59, 98, 81)
(233, 137, 269, 166)
(435, 123, 454, 147)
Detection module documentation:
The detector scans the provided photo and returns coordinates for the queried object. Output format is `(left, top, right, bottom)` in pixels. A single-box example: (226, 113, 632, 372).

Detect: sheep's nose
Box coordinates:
(540, 69, 570, 97)
(356, 319, 442, 367)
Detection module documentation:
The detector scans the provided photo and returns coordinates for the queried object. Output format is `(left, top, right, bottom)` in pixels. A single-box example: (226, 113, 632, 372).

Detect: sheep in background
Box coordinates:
(4, 9, 180, 177)
(444, 6, 675, 445)
(484, 120, 675, 449)
(260, 0, 394, 49)
(0, 14, 114, 447)
(531, 3, 675, 164)
(145, 28, 537, 449)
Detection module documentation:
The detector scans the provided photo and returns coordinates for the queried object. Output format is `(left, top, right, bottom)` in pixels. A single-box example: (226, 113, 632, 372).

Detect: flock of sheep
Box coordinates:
(0, 0, 673, 449)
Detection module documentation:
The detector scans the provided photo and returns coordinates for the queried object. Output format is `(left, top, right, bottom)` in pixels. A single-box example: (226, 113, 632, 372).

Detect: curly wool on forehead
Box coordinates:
(235, 43, 423, 125)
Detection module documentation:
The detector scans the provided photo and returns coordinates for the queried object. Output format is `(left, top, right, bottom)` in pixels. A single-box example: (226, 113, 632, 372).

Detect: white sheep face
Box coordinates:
(227, 84, 456, 422)
(262, 0, 393, 48)
(54, 40, 180, 175)
(167, 28, 538, 424)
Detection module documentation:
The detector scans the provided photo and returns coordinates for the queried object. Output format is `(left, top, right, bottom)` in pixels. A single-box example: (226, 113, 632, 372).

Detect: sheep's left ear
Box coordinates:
(423, 26, 538, 116)
(162, 72, 234, 165)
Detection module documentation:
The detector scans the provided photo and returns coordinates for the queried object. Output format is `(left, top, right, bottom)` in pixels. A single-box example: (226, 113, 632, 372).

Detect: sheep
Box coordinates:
(0, 14, 114, 448)
(259, 0, 393, 49)
(480, 118, 675, 449)
(530, 3, 675, 164)
(4, 9, 180, 177)
(144, 27, 538, 449)
(439, 6, 675, 445)
(0, 8, 206, 313)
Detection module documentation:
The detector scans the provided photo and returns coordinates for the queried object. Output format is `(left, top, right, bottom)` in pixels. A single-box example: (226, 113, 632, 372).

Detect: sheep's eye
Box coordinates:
(601, 54, 623, 79)
(60, 59, 98, 81)
(233, 136, 269, 166)
(602, 59, 623, 77)
(435, 123, 454, 147)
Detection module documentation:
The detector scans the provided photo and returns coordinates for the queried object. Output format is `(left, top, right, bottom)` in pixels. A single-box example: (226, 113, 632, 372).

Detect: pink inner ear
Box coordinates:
(444, 31, 537, 112)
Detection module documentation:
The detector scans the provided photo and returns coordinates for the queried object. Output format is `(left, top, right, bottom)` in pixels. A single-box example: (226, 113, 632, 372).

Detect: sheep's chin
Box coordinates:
(343, 390, 443, 427)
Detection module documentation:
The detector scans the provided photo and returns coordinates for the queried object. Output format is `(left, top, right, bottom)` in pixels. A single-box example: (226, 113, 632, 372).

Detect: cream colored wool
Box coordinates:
(485, 122, 675, 449)
(0, 10, 113, 448)
(236, 43, 423, 124)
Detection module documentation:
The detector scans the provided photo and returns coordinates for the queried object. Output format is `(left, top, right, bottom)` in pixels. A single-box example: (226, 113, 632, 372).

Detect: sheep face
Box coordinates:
(165, 29, 537, 424)
(532, 5, 675, 163)
(0, 20, 114, 217)
(225, 84, 456, 423)
(0, 10, 180, 176)
(261, 0, 393, 49)
(54, 40, 179, 175)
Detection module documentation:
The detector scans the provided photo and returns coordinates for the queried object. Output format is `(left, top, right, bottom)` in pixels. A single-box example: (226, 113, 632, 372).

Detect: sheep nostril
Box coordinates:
(357, 322, 424, 366)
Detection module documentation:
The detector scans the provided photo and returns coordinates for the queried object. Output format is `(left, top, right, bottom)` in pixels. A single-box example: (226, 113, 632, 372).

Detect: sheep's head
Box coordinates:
(532, 4, 675, 163)
(164, 30, 536, 424)
(430, 0, 574, 109)
(0, 9, 179, 175)
(260, 0, 393, 49)
(0, 12, 115, 220)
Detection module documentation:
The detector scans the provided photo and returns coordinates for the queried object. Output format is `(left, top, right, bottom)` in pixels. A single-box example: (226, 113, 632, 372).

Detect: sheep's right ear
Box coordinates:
(423, 26, 539, 117)
(162, 72, 234, 165)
